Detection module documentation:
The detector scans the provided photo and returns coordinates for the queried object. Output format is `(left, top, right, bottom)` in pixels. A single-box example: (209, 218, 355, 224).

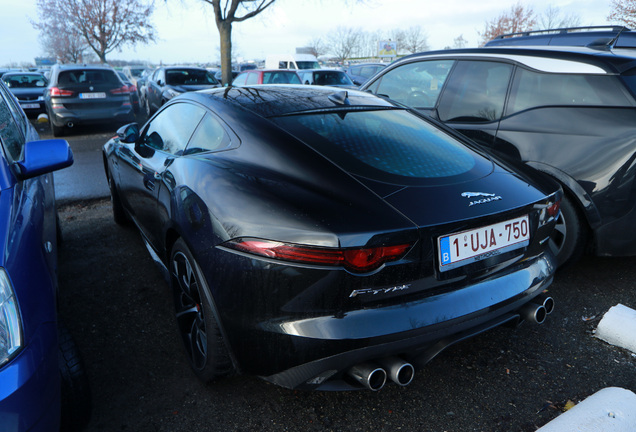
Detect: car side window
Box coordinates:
(507, 68, 635, 115)
(142, 103, 206, 155)
(368, 60, 454, 108)
(0, 84, 26, 162)
(185, 113, 232, 155)
(438, 60, 513, 123)
(246, 72, 259, 85)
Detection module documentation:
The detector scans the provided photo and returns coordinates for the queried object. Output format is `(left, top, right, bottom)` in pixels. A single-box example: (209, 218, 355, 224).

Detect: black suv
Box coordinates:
(361, 40, 636, 268)
(45, 64, 135, 136)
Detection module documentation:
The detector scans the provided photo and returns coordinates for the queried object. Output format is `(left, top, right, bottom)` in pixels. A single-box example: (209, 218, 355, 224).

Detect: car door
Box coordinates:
(116, 102, 206, 248)
(146, 69, 164, 112)
(436, 60, 514, 149)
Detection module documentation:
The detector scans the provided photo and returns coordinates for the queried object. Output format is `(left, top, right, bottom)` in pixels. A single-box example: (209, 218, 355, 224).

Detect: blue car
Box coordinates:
(0, 81, 90, 430)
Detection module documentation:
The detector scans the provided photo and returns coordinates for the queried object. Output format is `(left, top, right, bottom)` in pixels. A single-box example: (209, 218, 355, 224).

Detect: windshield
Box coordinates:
(166, 69, 219, 85)
(271, 109, 492, 186)
(2, 74, 48, 88)
(296, 61, 320, 70)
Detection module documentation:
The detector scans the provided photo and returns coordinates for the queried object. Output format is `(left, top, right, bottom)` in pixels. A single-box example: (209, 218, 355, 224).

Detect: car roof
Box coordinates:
(393, 46, 636, 75)
(188, 85, 397, 118)
(485, 25, 636, 50)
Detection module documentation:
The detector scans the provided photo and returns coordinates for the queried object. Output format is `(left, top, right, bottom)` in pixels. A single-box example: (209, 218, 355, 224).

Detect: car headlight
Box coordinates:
(166, 88, 182, 98)
(0, 268, 22, 367)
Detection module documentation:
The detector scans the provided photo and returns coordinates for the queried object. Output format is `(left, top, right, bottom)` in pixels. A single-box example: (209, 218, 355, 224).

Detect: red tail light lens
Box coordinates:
(110, 86, 129, 94)
(49, 87, 74, 97)
(547, 200, 561, 218)
(224, 239, 412, 273)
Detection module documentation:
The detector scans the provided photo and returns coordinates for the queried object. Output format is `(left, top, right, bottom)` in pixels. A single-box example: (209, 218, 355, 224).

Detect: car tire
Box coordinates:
(549, 193, 587, 269)
(108, 174, 129, 225)
(58, 323, 92, 432)
(170, 238, 233, 382)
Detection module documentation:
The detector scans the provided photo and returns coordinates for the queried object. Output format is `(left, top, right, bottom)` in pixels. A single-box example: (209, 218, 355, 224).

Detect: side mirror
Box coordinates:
(116, 123, 139, 143)
(15, 139, 73, 179)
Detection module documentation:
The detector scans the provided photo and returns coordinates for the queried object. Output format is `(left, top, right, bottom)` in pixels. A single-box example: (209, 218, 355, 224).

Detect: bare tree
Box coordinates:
(305, 36, 328, 58)
(199, 0, 275, 84)
(326, 26, 362, 64)
(401, 26, 429, 54)
(33, 9, 87, 64)
(537, 5, 581, 29)
(33, 0, 156, 64)
(453, 34, 468, 49)
(608, 0, 636, 27)
(478, 2, 536, 46)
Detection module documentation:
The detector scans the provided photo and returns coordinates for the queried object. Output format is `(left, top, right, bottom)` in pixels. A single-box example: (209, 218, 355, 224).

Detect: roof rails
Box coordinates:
(491, 26, 631, 40)
(485, 26, 636, 50)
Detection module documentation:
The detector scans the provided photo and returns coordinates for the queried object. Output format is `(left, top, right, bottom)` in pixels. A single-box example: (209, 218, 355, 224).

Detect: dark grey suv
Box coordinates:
(361, 42, 636, 268)
(45, 64, 135, 136)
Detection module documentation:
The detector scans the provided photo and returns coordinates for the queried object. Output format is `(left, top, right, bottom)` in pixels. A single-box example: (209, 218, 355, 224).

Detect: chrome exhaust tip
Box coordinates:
(535, 294, 555, 315)
(520, 302, 547, 324)
(347, 362, 387, 391)
(377, 357, 415, 386)
(67, 121, 74, 128)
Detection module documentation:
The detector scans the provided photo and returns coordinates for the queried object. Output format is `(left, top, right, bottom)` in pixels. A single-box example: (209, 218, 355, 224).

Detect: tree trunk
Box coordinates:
(219, 21, 233, 85)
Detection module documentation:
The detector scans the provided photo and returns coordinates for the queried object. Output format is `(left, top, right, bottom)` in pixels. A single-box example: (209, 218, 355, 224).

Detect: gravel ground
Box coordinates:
(57, 198, 636, 432)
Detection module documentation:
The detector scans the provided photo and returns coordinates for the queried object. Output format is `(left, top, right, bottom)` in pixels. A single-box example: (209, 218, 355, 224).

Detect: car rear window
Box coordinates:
(271, 109, 492, 186)
(165, 69, 218, 85)
(58, 69, 120, 86)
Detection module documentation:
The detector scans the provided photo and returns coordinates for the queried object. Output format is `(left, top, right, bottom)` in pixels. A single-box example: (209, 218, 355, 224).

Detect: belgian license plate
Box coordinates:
(79, 92, 106, 99)
(21, 103, 40, 109)
(438, 215, 530, 272)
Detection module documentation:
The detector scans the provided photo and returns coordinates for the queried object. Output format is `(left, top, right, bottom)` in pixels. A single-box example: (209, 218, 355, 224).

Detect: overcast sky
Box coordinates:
(1, 0, 613, 66)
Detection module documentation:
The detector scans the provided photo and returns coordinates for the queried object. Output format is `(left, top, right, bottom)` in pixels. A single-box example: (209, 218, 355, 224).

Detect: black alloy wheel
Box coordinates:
(170, 238, 232, 382)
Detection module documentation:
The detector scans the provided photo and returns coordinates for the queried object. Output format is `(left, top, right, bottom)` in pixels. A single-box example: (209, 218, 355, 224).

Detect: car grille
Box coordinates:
(17, 95, 41, 102)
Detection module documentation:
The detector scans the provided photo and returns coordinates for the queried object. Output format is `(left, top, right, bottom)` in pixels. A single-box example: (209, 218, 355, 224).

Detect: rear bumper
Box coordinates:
(48, 101, 134, 127)
(0, 322, 60, 431)
(221, 253, 555, 390)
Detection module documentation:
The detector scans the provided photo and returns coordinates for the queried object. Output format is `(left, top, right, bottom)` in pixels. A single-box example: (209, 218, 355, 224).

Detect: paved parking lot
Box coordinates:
(52, 123, 636, 432)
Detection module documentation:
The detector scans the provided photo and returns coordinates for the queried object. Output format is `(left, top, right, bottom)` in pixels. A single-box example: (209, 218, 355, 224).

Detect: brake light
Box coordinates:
(110, 86, 129, 94)
(547, 200, 561, 218)
(49, 87, 73, 97)
(224, 239, 412, 273)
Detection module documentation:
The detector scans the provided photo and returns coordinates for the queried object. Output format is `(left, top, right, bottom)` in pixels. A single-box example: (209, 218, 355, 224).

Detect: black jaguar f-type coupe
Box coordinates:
(103, 85, 561, 391)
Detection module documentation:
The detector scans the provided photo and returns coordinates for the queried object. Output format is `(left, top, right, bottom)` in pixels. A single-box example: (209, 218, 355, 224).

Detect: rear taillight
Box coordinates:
(547, 200, 561, 218)
(110, 86, 129, 94)
(224, 239, 412, 273)
(49, 87, 74, 97)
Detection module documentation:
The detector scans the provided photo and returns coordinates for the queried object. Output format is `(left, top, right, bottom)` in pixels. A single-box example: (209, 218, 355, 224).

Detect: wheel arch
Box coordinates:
(525, 161, 601, 231)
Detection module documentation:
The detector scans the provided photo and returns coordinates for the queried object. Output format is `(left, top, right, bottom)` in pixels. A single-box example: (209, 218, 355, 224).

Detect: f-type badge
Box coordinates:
(461, 191, 502, 207)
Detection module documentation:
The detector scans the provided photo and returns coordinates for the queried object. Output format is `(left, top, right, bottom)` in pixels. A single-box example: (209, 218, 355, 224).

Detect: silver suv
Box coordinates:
(45, 64, 135, 136)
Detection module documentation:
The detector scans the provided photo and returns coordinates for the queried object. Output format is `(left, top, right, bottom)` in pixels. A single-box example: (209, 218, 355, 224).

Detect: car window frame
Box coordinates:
(139, 101, 207, 156)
